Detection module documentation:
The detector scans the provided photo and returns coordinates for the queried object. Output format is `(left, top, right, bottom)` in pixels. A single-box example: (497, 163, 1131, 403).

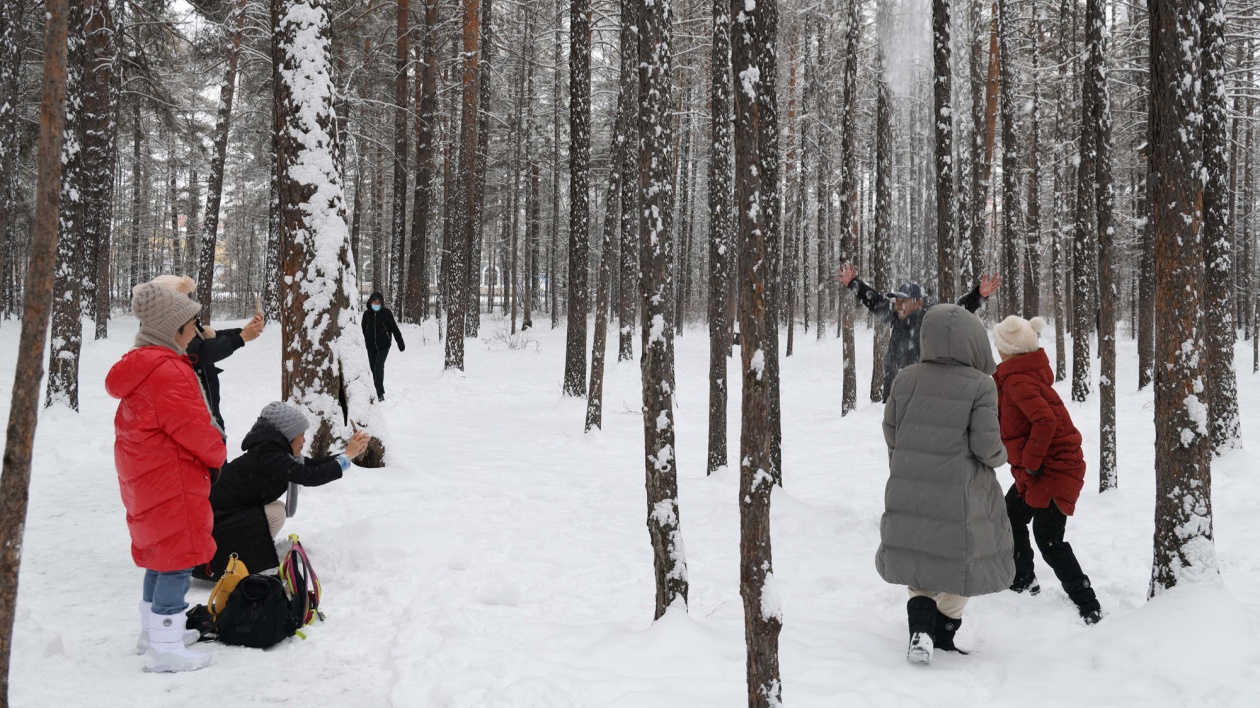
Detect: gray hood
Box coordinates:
(919, 304, 996, 375)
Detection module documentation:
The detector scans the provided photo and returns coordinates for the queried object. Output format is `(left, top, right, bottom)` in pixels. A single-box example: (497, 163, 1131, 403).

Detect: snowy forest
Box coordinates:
(0, 0, 1256, 704)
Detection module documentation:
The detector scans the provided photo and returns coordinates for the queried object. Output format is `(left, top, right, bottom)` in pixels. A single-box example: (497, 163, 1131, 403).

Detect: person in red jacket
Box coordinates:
(993, 315, 1102, 625)
(106, 282, 228, 672)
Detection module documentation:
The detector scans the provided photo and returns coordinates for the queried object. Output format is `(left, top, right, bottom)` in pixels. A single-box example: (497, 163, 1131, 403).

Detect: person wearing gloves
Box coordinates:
(149, 274, 264, 430)
(106, 282, 227, 673)
(876, 305, 1013, 665)
(836, 263, 1003, 401)
(362, 291, 405, 401)
(203, 402, 371, 578)
(992, 315, 1102, 625)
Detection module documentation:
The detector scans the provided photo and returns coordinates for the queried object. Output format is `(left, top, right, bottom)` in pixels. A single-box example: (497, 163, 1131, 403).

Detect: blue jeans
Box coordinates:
(142, 568, 192, 615)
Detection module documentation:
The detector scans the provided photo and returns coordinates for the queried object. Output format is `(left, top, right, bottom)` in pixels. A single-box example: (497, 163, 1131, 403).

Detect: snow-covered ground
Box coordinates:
(6, 311, 1260, 707)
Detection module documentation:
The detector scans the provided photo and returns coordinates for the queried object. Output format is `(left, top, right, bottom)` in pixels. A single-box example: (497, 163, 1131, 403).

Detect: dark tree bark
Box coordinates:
(445, 0, 482, 371)
(198, 0, 247, 323)
(1070, 0, 1097, 404)
(549, 0, 562, 332)
(584, 114, 625, 431)
(390, 0, 410, 314)
(0, 1, 67, 697)
(562, 0, 591, 397)
(839, 0, 859, 416)
(873, 10, 893, 403)
(0, 0, 22, 318)
(45, 0, 89, 411)
(933, 0, 955, 301)
(1201, 0, 1239, 454)
(637, 0, 688, 621)
(732, 0, 782, 700)
(467, 0, 493, 338)
(1149, 0, 1216, 596)
(997, 0, 1020, 318)
(617, 0, 639, 362)
(406, 0, 440, 323)
(81, 0, 115, 341)
(706, 0, 733, 473)
(1024, 2, 1042, 317)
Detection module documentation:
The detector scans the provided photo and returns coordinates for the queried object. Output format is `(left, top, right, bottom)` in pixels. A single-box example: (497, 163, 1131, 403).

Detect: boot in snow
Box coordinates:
(934, 610, 968, 654)
(135, 601, 200, 655)
(906, 596, 937, 665)
(144, 609, 210, 673)
(1010, 573, 1041, 595)
(1065, 576, 1102, 625)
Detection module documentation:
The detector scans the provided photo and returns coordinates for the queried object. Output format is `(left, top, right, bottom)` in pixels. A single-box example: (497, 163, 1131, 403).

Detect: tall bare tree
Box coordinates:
(389, 0, 410, 314)
(563, 0, 592, 396)
(706, 0, 733, 473)
(445, 0, 482, 370)
(933, 0, 955, 301)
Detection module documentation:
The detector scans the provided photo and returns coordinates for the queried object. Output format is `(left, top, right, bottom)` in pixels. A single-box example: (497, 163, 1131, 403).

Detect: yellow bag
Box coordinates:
(208, 553, 249, 617)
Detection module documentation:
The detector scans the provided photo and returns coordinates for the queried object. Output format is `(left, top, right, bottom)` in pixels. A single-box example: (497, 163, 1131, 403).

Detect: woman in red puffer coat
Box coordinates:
(993, 315, 1102, 625)
(106, 282, 226, 673)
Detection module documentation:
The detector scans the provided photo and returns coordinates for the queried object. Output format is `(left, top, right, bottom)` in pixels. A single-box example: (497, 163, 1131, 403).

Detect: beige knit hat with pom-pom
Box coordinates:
(993, 315, 1047, 356)
(149, 274, 196, 295)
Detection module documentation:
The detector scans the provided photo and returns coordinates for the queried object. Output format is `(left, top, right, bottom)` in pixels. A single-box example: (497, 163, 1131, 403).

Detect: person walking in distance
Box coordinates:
(836, 263, 1003, 401)
(362, 292, 405, 401)
(992, 315, 1102, 625)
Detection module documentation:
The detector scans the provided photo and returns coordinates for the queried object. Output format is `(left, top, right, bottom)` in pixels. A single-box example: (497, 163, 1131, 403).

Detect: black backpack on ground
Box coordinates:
(215, 574, 303, 649)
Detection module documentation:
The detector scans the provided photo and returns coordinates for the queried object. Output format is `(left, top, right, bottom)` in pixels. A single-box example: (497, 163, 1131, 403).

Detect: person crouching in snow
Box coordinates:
(106, 282, 227, 673)
(876, 304, 1014, 665)
(205, 402, 370, 577)
(992, 315, 1102, 625)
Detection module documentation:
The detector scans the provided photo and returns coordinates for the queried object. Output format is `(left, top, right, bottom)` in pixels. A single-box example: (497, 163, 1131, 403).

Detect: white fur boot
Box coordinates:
(135, 601, 199, 655)
(144, 609, 210, 673)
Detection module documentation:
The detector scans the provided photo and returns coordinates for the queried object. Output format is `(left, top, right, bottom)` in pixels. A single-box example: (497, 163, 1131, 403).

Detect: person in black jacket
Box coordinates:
(200, 402, 370, 579)
(150, 274, 263, 430)
(837, 263, 1003, 401)
(362, 291, 405, 401)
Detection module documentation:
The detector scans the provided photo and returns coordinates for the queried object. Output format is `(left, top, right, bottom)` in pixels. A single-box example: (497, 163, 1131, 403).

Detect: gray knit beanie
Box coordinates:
(259, 401, 310, 442)
(132, 281, 201, 353)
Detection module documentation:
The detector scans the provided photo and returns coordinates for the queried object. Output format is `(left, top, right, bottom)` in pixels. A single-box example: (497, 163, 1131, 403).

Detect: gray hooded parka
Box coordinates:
(875, 304, 1015, 597)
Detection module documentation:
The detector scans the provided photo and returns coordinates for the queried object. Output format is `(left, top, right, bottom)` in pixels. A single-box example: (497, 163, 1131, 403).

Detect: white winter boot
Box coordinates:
(144, 609, 210, 673)
(135, 601, 200, 655)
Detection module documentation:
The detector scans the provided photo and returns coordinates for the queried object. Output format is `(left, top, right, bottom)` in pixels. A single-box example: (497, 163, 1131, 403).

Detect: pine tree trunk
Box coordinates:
(0, 1, 68, 697)
(967, 0, 987, 285)
(407, 0, 439, 323)
(562, 0, 591, 396)
(706, 0, 733, 473)
(839, 0, 859, 417)
(997, 0, 1021, 318)
(45, 0, 88, 411)
(467, 0, 493, 338)
(198, 0, 247, 323)
(873, 16, 893, 403)
(637, 0, 689, 621)
(550, 0, 562, 332)
(1149, 0, 1216, 596)
(445, 0, 481, 370)
(1088, 0, 1116, 491)
(0, 0, 22, 321)
(584, 115, 624, 431)
(276, 0, 384, 465)
(390, 0, 410, 315)
(128, 102, 144, 290)
(1024, 3, 1042, 317)
(933, 0, 955, 302)
(617, 0, 639, 362)
(732, 0, 783, 699)
(1201, 0, 1240, 454)
(1070, 0, 1097, 403)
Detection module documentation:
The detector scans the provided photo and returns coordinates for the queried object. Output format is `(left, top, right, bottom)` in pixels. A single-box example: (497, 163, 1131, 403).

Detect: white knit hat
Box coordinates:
(993, 315, 1047, 356)
(149, 274, 197, 295)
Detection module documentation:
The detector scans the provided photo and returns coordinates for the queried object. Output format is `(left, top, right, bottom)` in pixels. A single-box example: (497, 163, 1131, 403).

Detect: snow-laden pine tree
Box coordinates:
(997, 0, 1021, 318)
(636, 0, 689, 621)
(732, 0, 782, 701)
(872, 2, 893, 403)
(617, 0, 639, 362)
(839, 0, 859, 417)
(933, 0, 955, 302)
(405, 0, 440, 323)
(562, 0, 591, 397)
(276, 0, 384, 465)
(706, 0, 733, 474)
(1149, 0, 1217, 595)
(1201, 0, 1240, 454)
(444, 0, 482, 370)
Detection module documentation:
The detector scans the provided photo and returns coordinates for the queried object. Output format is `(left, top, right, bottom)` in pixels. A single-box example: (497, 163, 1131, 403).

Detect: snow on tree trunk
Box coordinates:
(637, 0, 689, 622)
(997, 0, 1021, 318)
(0, 0, 68, 697)
(1200, 0, 1240, 455)
(933, 0, 955, 302)
(199, 0, 247, 324)
(389, 0, 410, 316)
(839, 0, 859, 418)
(617, 0, 639, 362)
(873, 5, 893, 403)
(1024, 3, 1043, 318)
(45, 0, 89, 412)
(444, 0, 481, 370)
(467, 0, 493, 338)
(707, 0, 733, 473)
(1087, 0, 1117, 491)
(732, 0, 783, 702)
(80, 0, 115, 342)
(562, 0, 591, 397)
(276, 0, 385, 466)
(1070, 0, 1097, 404)
(1148, 0, 1217, 596)
(0, 0, 22, 319)
(406, 0, 440, 323)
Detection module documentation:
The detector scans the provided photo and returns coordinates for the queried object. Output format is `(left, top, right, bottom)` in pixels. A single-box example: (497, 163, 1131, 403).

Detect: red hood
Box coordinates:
(994, 348, 1053, 387)
(105, 346, 188, 399)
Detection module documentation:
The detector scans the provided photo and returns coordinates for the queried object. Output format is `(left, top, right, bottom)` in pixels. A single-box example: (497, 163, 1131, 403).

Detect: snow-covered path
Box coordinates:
(6, 313, 1260, 706)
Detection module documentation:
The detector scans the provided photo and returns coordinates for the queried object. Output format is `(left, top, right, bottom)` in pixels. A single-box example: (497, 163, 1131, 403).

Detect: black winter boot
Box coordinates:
(1010, 551, 1041, 595)
(934, 611, 968, 654)
(1065, 577, 1102, 625)
(906, 597, 938, 665)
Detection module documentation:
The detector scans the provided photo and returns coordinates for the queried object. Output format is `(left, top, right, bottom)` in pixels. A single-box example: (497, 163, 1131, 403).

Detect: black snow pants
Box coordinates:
(368, 347, 390, 399)
(1005, 483, 1100, 615)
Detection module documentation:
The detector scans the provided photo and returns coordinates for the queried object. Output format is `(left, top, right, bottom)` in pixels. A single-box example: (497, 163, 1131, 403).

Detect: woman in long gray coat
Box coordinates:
(875, 304, 1013, 665)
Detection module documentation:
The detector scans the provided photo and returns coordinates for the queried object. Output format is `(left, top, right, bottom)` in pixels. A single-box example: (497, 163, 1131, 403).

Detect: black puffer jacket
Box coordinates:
(198, 420, 345, 580)
(210, 419, 344, 514)
(849, 278, 986, 401)
(185, 326, 244, 430)
(361, 292, 405, 353)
